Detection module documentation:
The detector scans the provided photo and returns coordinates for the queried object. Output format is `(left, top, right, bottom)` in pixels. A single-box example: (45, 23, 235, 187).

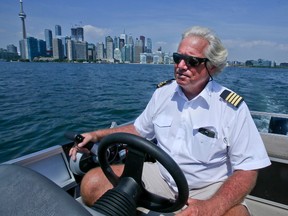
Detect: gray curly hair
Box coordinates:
(182, 26, 228, 74)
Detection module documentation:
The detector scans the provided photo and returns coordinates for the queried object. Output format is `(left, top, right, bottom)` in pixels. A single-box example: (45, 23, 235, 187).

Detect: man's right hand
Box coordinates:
(69, 132, 96, 161)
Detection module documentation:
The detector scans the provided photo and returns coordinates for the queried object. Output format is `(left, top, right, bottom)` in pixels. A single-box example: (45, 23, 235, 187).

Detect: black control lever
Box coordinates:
(64, 132, 95, 151)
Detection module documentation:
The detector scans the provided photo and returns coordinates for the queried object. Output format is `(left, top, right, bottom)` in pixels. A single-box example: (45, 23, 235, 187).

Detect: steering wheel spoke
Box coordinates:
(122, 146, 146, 183)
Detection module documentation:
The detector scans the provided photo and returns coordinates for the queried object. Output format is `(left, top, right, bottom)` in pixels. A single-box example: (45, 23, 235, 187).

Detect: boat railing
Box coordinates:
(251, 111, 288, 119)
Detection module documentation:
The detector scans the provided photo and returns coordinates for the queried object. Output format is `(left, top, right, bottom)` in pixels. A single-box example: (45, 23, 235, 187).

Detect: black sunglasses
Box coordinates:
(173, 53, 209, 67)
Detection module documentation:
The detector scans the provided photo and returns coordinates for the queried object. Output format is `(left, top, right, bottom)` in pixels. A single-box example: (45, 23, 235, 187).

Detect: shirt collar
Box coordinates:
(175, 81, 214, 102)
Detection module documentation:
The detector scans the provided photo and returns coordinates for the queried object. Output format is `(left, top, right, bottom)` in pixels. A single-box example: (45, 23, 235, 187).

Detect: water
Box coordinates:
(0, 62, 288, 163)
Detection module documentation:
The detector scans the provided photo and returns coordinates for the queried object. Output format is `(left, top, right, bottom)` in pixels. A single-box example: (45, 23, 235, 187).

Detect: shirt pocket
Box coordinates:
(190, 126, 223, 163)
(153, 115, 173, 143)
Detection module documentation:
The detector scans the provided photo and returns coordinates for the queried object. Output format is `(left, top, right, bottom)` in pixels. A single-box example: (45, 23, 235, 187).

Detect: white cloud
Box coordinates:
(83, 25, 111, 36)
(155, 41, 167, 46)
(83, 25, 111, 42)
(277, 43, 288, 51)
(223, 39, 288, 62)
(223, 39, 288, 51)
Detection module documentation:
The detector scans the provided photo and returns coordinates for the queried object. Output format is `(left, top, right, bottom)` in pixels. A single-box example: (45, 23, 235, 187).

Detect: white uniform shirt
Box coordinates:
(134, 80, 271, 191)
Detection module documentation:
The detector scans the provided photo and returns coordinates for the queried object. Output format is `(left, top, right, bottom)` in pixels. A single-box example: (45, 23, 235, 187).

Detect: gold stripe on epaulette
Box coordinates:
(156, 79, 175, 88)
(220, 89, 244, 108)
(234, 96, 243, 107)
(157, 81, 167, 88)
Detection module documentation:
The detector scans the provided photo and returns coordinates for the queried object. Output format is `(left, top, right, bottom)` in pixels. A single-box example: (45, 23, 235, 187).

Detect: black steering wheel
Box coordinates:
(92, 132, 188, 215)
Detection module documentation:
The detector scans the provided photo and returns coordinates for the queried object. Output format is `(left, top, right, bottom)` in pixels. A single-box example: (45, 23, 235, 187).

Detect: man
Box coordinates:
(70, 26, 271, 215)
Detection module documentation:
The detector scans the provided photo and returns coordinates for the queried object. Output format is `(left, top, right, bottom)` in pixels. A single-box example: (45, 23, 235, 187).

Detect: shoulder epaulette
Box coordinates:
(220, 89, 244, 108)
(156, 79, 175, 88)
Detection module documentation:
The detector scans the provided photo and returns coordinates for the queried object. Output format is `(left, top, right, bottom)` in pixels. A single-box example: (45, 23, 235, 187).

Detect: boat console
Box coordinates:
(3, 145, 77, 191)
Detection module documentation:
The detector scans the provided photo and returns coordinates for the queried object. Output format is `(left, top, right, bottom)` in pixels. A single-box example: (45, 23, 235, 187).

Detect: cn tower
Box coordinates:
(18, 0, 27, 39)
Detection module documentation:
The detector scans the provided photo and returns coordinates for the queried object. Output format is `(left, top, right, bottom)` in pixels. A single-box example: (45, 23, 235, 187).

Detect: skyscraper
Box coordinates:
(71, 27, 84, 41)
(74, 41, 88, 61)
(96, 42, 104, 60)
(146, 38, 152, 53)
(55, 25, 62, 37)
(105, 36, 114, 62)
(37, 40, 46, 57)
(53, 38, 64, 60)
(67, 39, 75, 61)
(114, 48, 122, 62)
(45, 29, 53, 56)
(114, 36, 120, 49)
(120, 33, 127, 45)
(25, 37, 38, 61)
(87, 43, 96, 61)
(61, 37, 69, 58)
(124, 44, 133, 63)
(134, 38, 143, 63)
(119, 38, 125, 50)
(78, 27, 84, 41)
(127, 35, 134, 45)
(140, 35, 145, 52)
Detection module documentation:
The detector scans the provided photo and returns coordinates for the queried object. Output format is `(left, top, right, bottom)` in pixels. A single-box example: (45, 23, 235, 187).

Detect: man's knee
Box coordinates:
(80, 165, 124, 206)
(80, 167, 111, 206)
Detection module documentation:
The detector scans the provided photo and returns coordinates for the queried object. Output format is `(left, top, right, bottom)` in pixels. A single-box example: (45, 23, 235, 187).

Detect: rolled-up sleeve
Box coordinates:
(134, 91, 157, 140)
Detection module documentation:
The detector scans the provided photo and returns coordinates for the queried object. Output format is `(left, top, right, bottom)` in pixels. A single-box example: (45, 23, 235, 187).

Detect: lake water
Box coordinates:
(0, 62, 287, 163)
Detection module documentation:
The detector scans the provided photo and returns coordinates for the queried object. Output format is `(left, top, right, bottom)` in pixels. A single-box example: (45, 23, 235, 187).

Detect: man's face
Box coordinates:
(174, 36, 210, 96)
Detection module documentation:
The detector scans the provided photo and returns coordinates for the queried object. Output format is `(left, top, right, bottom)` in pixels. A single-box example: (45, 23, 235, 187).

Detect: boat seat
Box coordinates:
(0, 164, 95, 216)
(246, 195, 288, 216)
(0, 164, 164, 215)
(260, 132, 288, 160)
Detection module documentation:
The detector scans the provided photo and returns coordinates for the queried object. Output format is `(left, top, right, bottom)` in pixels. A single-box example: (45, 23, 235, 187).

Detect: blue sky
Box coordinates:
(1, 0, 288, 63)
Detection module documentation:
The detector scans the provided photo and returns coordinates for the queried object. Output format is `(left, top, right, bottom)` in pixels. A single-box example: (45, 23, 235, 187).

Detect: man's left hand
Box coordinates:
(176, 198, 215, 216)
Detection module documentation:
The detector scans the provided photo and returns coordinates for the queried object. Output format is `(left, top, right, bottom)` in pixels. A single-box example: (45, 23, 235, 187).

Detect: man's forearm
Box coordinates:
(207, 170, 258, 215)
(90, 124, 140, 142)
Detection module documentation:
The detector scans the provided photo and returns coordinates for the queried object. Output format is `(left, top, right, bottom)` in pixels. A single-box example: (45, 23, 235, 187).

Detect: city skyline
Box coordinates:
(1, 0, 288, 63)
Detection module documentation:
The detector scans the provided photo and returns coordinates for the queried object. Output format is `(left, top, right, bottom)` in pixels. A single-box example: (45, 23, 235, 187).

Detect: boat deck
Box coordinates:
(0, 111, 287, 215)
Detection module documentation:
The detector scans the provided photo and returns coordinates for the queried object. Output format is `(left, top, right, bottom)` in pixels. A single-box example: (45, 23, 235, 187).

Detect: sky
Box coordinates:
(1, 0, 288, 63)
